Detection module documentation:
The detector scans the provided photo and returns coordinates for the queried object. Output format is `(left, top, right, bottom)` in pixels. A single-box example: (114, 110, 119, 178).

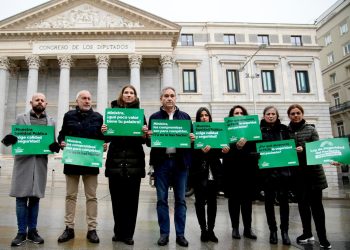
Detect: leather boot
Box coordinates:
(232, 228, 241, 239)
(281, 231, 291, 245)
(270, 231, 278, 244)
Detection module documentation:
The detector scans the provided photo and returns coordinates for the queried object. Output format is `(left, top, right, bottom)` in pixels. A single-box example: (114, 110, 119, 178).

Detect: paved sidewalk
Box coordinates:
(0, 157, 350, 250)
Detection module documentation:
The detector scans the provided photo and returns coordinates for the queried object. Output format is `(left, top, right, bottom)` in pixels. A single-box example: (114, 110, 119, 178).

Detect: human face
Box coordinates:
(200, 111, 210, 122)
(30, 94, 47, 114)
(76, 91, 92, 111)
(264, 108, 277, 124)
(288, 108, 304, 123)
(160, 88, 176, 110)
(122, 87, 136, 104)
(233, 108, 244, 116)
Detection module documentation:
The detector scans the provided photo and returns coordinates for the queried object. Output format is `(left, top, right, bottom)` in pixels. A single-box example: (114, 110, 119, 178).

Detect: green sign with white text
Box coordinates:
(105, 108, 144, 136)
(306, 138, 350, 165)
(151, 119, 191, 148)
(256, 139, 299, 169)
(194, 122, 228, 149)
(225, 115, 262, 142)
(62, 136, 104, 168)
(11, 125, 54, 155)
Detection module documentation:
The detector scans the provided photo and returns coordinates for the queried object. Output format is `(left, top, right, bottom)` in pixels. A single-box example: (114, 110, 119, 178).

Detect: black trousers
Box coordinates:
(194, 180, 217, 231)
(264, 189, 289, 232)
(108, 176, 141, 239)
(297, 188, 327, 240)
(228, 197, 252, 230)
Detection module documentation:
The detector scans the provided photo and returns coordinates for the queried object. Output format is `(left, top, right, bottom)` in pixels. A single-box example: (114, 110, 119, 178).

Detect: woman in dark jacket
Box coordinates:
(287, 104, 331, 249)
(191, 107, 221, 243)
(260, 106, 292, 245)
(222, 105, 258, 240)
(101, 85, 148, 245)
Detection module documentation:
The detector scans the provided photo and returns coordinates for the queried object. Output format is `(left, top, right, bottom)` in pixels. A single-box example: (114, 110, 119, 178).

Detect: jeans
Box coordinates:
(155, 158, 188, 236)
(16, 197, 40, 234)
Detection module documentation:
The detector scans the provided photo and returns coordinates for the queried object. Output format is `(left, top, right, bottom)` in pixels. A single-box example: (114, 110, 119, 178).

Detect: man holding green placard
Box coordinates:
(147, 87, 194, 247)
(1, 93, 56, 247)
(57, 90, 104, 244)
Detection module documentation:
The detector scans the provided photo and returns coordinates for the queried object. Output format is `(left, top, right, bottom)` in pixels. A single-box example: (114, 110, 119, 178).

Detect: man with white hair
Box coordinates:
(57, 90, 104, 244)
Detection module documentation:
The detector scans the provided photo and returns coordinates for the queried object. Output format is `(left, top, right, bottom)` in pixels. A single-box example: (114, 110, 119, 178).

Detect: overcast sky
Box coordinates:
(0, 0, 339, 24)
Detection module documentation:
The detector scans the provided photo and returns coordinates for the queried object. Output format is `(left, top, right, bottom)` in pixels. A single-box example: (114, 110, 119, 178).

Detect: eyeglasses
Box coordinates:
(290, 112, 301, 116)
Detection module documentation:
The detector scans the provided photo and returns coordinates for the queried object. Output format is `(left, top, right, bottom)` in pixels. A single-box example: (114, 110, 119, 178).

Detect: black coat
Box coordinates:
(222, 140, 259, 199)
(288, 120, 328, 191)
(58, 107, 104, 175)
(147, 106, 192, 169)
(260, 119, 293, 190)
(190, 148, 222, 190)
(105, 100, 146, 178)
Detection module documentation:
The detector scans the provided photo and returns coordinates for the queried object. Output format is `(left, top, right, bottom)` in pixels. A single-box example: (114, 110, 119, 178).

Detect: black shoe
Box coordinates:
(232, 228, 241, 239)
(11, 233, 26, 246)
(157, 235, 169, 246)
(320, 239, 332, 249)
(122, 238, 134, 245)
(27, 229, 44, 244)
(176, 236, 189, 247)
(87, 230, 100, 243)
(208, 231, 218, 243)
(270, 231, 278, 244)
(244, 228, 257, 240)
(281, 231, 291, 245)
(296, 233, 314, 244)
(200, 230, 209, 242)
(58, 226, 75, 243)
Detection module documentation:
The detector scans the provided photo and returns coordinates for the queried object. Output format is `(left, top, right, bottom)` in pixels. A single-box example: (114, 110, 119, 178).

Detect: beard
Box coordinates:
(32, 105, 45, 113)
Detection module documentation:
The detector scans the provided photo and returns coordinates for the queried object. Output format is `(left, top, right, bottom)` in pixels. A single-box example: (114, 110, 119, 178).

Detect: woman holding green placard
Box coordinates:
(190, 107, 222, 243)
(287, 104, 331, 249)
(222, 105, 258, 241)
(260, 106, 292, 245)
(101, 84, 148, 245)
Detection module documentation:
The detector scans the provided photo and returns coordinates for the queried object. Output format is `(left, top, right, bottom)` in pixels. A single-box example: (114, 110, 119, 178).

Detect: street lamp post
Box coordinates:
(239, 44, 267, 114)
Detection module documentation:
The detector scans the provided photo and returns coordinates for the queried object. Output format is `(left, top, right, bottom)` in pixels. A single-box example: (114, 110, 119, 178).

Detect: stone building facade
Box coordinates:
(0, 0, 332, 156)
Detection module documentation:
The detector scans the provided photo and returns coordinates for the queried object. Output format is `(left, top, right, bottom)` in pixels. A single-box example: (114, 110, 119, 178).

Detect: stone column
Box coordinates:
(210, 55, 219, 101)
(128, 54, 142, 96)
(0, 56, 10, 151)
(313, 57, 325, 102)
(56, 55, 73, 136)
(160, 55, 174, 88)
(280, 56, 291, 101)
(96, 55, 110, 115)
(25, 55, 40, 112)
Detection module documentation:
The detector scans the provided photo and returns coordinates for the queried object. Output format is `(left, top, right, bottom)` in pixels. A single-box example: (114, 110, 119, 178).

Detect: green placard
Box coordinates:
(11, 125, 54, 155)
(62, 136, 104, 168)
(225, 115, 262, 142)
(194, 122, 228, 149)
(105, 108, 144, 136)
(306, 138, 350, 165)
(256, 139, 299, 169)
(151, 119, 191, 148)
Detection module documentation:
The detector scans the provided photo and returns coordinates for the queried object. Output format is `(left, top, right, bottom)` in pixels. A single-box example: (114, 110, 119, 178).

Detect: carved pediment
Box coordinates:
(25, 3, 144, 29)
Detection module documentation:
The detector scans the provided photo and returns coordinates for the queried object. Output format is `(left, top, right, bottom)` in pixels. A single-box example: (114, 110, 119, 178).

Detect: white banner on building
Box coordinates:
(32, 41, 135, 54)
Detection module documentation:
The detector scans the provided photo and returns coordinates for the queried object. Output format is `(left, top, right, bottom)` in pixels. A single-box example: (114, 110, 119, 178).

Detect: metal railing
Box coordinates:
(329, 101, 350, 114)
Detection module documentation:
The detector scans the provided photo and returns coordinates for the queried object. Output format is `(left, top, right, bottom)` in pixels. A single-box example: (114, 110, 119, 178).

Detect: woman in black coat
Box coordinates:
(101, 85, 148, 245)
(191, 107, 221, 243)
(222, 105, 258, 240)
(287, 104, 331, 249)
(260, 106, 292, 245)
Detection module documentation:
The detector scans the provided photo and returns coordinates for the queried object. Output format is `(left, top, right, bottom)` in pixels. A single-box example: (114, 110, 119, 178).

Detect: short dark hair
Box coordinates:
(228, 105, 248, 117)
(195, 107, 212, 122)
